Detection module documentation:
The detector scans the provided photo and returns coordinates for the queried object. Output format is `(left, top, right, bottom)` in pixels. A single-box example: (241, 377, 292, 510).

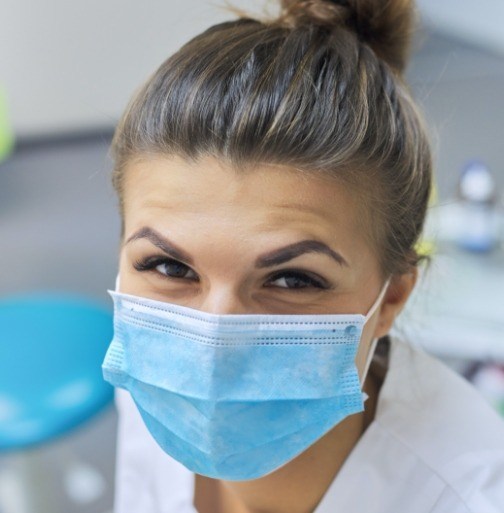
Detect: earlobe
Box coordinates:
(374, 269, 418, 338)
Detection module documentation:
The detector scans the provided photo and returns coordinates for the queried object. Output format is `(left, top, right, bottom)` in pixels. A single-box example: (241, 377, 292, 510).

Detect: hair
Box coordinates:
(110, 0, 432, 280)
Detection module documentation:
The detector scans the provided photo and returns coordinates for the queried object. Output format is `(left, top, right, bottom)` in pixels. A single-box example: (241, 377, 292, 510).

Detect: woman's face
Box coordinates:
(118, 154, 411, 377)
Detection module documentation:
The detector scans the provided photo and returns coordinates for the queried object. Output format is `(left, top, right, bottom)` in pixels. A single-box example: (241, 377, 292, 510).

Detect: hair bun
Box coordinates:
(278, 0, 415, 73)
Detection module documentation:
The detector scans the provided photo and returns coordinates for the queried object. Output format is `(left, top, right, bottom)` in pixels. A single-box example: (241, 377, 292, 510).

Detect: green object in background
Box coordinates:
(415, 180, 438, 259)
(0, 86, 14, 162)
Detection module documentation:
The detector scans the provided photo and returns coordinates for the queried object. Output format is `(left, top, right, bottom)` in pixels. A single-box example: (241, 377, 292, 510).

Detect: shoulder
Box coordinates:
(378, 336, 504, 451)
(376, 336, 504, 511)
(318, 337, 504, 513)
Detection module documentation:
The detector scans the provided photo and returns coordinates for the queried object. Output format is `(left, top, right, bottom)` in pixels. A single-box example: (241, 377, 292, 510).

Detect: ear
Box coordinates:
(372, 267, 418, 339)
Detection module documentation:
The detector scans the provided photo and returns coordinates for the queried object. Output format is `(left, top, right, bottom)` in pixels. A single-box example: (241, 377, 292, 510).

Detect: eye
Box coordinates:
(265, 270, 328, 290)
(133, 257, 199, 281)
(155, 260, 198, 279)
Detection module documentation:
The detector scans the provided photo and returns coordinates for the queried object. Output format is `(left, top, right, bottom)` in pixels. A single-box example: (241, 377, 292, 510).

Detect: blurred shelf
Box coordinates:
(393, 240, 504, 362)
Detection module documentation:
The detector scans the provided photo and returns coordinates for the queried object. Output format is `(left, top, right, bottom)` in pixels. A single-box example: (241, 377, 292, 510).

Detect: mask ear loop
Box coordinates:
(361, 277, 391, 399)
(115, 273, 121, 292)
(363, 277, 391, 324)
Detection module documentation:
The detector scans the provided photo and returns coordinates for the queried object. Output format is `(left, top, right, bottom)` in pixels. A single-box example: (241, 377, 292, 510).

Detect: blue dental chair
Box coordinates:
(0, 293, 114, 512)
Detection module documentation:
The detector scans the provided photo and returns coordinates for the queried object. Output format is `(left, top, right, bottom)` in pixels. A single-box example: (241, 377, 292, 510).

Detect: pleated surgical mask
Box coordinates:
(102, 279, 389, 481)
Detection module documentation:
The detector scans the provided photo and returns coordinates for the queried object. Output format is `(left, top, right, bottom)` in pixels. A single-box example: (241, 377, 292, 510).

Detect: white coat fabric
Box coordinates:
(113, 336, 504, 513)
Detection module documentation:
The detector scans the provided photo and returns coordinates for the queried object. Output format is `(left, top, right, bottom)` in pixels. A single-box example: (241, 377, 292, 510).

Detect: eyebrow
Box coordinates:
(126, 227, 349, 268)
(255, 239, 348, 268)
(126, 227, 195, 265)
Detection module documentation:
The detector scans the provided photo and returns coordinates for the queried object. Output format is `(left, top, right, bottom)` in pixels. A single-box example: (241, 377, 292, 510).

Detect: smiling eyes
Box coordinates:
(132, 256, 329, 291)
(266, 271, 324, 290)
(157, 259, 196, 280)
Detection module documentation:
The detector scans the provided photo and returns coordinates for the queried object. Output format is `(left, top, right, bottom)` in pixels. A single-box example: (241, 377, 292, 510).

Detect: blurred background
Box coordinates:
(0, 0, 503, 512)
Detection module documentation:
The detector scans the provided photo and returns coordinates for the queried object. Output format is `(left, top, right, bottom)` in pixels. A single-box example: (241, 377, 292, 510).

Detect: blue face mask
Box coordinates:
(102, 280, 389, 481)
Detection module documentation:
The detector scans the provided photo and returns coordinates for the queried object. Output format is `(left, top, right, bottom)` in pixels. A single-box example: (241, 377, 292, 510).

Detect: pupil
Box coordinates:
(286, 274, 307, 288)
(166, 262, 186, 277)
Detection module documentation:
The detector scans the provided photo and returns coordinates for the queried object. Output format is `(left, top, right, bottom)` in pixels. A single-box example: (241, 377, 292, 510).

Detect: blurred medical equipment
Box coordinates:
(466, 362, 504, 416)
(0, 293, 114, 513)
(456, 161, 500, 252)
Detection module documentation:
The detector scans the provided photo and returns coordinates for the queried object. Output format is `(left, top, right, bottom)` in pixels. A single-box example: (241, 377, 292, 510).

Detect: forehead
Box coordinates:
(121, 154, 371, 258)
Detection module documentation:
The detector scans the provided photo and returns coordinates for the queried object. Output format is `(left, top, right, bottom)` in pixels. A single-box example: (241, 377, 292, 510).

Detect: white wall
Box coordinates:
(419, 0, 504, 55)
(1, 0, 261, 137)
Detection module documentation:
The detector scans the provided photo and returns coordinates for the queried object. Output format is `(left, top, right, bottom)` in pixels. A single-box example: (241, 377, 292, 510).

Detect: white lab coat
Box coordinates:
(113, 336, 504, 513)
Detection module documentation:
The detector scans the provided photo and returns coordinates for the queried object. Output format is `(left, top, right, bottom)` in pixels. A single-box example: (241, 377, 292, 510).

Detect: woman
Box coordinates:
(102, 0, 504, 511)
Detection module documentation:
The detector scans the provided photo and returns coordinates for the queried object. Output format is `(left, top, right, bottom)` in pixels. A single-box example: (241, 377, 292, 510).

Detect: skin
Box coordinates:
(118, 154, 417, 513)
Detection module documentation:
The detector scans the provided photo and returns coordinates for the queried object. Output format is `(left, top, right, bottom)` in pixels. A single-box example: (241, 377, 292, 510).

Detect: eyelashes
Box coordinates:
(133, 256, 197, 280)
(264, 270, 328, 290)
(133, 256, 162, 272)
(132, 255, 331, 291)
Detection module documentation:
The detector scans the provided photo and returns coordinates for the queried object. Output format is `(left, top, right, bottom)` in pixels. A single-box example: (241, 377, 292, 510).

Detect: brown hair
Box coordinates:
(111, 0, 432, 279)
